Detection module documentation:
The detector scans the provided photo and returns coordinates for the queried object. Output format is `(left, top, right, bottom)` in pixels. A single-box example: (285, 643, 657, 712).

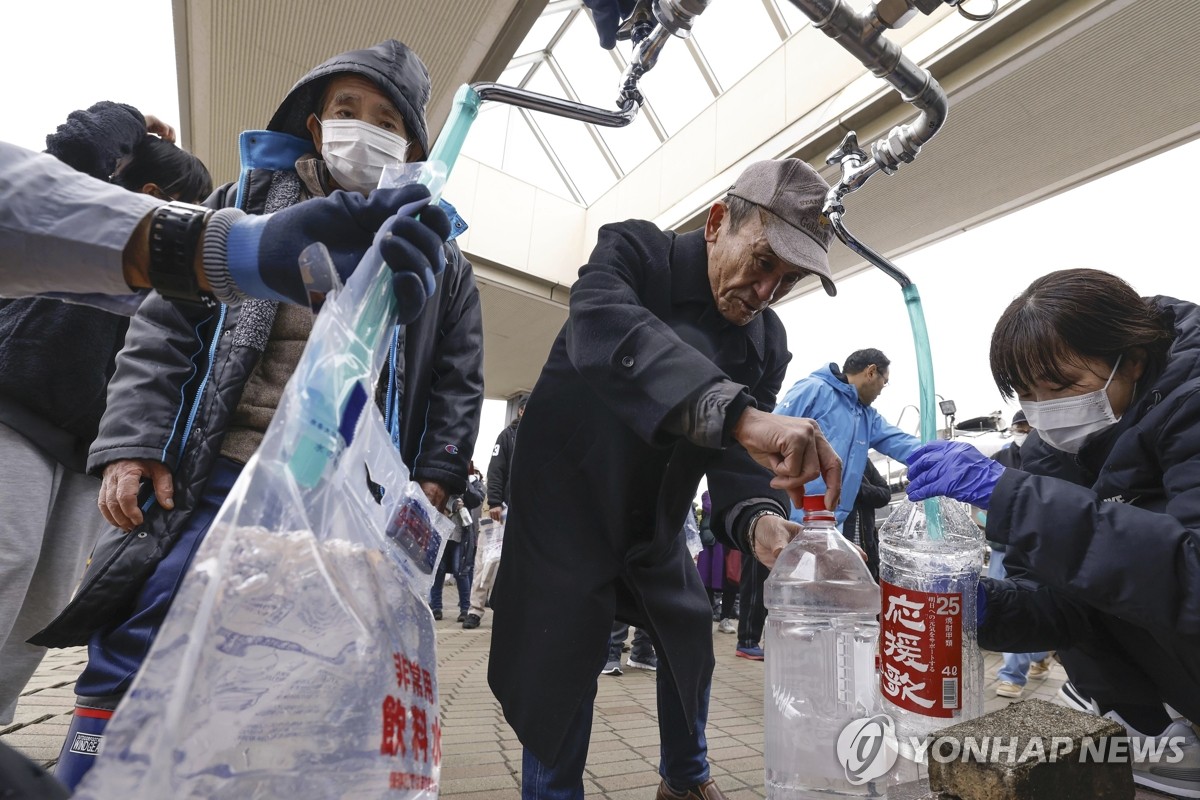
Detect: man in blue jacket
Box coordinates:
(774, 348, 919, 523)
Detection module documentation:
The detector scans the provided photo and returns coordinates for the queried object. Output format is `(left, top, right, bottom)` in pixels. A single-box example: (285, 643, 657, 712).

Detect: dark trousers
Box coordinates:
(521, 640, 710, 799)
(609, 621, 655, 663)
(430, 539, 473, 614)
(1059, 639, 1178, 735)
(706, 586, 736, 620)
(76, 458, 242, 697)
(738, 553, 768, 648)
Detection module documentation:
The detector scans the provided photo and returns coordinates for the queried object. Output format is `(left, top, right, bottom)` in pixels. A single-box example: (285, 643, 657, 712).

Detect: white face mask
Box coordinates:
(1019, 355, 1122, 454)
(319, 118, 408, 194)
(1011, 432, 1028, 447)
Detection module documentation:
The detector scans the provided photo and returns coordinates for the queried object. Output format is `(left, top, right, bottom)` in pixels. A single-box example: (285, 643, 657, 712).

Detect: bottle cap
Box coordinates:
(801, 495, 826, 513)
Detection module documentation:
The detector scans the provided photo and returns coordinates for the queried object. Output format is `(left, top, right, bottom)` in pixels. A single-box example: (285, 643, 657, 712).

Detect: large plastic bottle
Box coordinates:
(877, 498, 985, 763)
(764, 496, 883, 799)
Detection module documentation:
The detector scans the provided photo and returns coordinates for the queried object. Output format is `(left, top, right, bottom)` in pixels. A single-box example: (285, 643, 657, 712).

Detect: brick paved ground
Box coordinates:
(2, 613, 1091, 798)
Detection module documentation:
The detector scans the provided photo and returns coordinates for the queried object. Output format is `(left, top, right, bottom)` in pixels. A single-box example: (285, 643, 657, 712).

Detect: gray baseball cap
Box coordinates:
(727, 159, 837, 297)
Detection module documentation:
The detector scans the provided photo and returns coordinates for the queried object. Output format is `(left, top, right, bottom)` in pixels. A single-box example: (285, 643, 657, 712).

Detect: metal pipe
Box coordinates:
(825, 208, 911, 287)
(785, 0, 950, 207)
(470, 82, 640, 128)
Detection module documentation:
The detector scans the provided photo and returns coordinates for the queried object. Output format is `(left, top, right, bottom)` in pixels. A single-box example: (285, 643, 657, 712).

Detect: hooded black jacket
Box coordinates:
(486, 418, 519, 507)
(32, 41, 483, 647)
(980, 296, 1200, 721)
(0, 103, 143, 470)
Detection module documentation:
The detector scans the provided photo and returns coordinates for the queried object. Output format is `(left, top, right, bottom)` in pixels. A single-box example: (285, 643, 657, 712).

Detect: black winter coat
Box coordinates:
(486, 419, 518, 507)
(32, 46, 483, 647)
(981, 296, 1200, 722)
(488, 223, 791, 764)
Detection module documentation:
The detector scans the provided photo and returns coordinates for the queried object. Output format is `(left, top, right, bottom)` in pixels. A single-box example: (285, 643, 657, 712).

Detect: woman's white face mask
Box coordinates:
(320, 119, 408, 194)
(1019, 355, 1123, 454)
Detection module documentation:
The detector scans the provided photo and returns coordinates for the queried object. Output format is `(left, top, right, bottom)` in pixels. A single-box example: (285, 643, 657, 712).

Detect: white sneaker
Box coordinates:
(717, 619, 737, 635)
(1105, 711, 1200, 799)
(996, 681, 1024, 699)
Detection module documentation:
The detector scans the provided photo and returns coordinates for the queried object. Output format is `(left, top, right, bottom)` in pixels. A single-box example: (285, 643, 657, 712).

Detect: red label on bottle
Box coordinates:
(879, 581, 962, 719)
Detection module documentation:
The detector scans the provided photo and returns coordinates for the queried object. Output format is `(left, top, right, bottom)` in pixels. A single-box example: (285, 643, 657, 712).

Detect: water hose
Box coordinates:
(826, 203, 944, 539)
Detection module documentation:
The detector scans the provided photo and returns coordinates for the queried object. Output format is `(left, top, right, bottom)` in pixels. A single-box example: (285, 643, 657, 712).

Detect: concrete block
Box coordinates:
(927, 699, 1134, 799)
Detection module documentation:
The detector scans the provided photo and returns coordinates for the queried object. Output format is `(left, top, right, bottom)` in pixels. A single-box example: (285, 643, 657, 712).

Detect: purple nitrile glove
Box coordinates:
(905, 439, 1005, 509)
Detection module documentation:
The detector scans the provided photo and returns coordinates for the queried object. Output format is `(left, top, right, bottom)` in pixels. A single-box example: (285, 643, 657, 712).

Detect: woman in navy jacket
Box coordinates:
(906, 268, 1200, 798)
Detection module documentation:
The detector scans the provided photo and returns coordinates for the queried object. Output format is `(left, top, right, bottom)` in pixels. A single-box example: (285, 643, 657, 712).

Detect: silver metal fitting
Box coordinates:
(653, 0, 712, 38)
(873, 0, 920, 29)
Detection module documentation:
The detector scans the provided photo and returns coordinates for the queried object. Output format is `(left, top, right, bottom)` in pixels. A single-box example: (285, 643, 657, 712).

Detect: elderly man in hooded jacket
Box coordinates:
(34, 39, 484, 789)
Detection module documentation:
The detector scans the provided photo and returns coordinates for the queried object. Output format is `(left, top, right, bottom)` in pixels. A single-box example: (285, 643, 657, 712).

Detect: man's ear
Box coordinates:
(306, 113, 323, 151)
(704, 201, 727, 243)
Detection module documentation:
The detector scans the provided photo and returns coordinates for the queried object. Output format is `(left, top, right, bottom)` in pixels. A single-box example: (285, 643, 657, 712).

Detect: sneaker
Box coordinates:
(1057, 680, 1096, 713)
(717, 618, 737, 635)
(736, 645, 764, 661)
(432, 609, 443, 621)
(627, 655, 657, 671)
(601, 660, 623, 676)
(456, 611, 467, 623)
(996, 681, 1024, 699)
(1027, 656, 1053, 680)
(1107, 711, 1200, 799)
(462, 613, 481, 629)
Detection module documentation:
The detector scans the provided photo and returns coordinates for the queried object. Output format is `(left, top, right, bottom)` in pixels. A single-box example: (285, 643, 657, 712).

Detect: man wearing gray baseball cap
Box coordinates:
(489, 158, 845, 800)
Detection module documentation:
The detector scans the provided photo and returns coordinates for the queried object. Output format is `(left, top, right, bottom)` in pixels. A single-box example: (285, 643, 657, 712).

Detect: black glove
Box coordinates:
(582, 0, 638, 49)
(225, 184, 451, 320)
(45, 101, 146, 180)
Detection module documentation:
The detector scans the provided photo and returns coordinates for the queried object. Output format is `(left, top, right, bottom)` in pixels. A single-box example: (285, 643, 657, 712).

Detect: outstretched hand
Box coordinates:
(732, 407, 842, 510)
(227, 183, 451, 317)
(905, 439, 1005, 509)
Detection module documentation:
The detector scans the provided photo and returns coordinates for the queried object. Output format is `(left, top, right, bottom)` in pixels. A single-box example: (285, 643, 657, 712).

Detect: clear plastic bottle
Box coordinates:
(877, 498, 986, 757)
(764, 496, 883, 799)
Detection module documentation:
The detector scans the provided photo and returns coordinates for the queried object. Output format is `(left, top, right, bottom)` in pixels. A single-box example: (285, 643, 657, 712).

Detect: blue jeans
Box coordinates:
(522, 645, 710, 799)
(988, 549, 1048, 687)
(77, 458, 242, 697)
(430, 539, 472, 613)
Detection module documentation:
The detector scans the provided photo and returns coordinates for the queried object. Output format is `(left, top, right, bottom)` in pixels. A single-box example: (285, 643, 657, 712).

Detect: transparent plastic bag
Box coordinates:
(480, 514, 504, 568)
(74, 179, 452, 799)
(684, 511, 702, 560)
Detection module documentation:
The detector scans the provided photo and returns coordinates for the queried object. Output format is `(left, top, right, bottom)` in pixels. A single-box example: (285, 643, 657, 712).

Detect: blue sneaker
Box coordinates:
(736, 645, 764, 661)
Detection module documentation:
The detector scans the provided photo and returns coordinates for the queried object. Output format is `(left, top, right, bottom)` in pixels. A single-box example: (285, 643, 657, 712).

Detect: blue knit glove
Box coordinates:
(582, 0, 638, 49)
(225, 184, 450, 320)
(905, 440, 1005, 509)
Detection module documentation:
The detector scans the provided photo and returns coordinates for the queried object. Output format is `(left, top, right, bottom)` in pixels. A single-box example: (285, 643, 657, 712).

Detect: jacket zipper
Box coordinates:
(172, 137, 252, 463)
(173, 305, 228, 469)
